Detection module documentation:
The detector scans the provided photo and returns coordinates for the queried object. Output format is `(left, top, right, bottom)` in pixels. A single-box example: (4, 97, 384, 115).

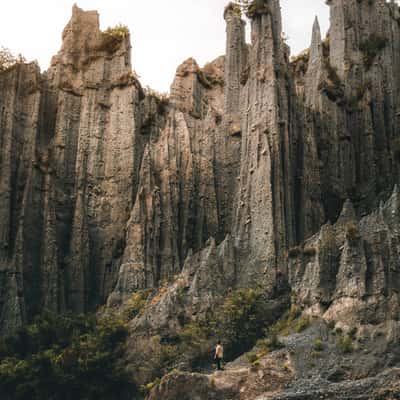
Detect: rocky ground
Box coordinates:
(149, 320, 400, 400)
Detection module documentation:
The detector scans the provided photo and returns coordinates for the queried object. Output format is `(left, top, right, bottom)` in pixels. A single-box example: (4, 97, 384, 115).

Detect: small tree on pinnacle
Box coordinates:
(231, 0, 269, 18)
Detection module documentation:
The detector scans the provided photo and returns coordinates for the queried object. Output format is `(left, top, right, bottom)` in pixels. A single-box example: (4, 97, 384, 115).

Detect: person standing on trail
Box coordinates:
(214, 340, 224, 370)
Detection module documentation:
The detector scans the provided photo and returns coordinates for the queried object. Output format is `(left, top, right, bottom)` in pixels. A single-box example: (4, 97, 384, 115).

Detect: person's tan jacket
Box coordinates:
(215, 344, 223, 358)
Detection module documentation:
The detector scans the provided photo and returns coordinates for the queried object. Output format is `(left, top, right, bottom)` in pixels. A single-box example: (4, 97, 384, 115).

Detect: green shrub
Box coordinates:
(98, 24, 129, 54)
(290, 50, 310, 76)
(348, 327, 358, 339)
(139, 378, 160, 396)
(265, 334, 285, 351)
(282, 363, 290, 372)
(224, 2, 242, 18)
(178, 288, 288, 365)
(269, 305, 302, 336)
(122, 289, 153, 320)
(359, 33, 388, 69)
(0, 313, 136, 400)
(338, 335, 354, 354)
(314, 338, 324, 352)
(322, 36, 330, 58)
(179, 313, 216, 367)
(345, 221, 359, 242)
(231, 0, 269, 18)
(216, 288, 285, 358)
(295, 316, 311, 333)
(246, 352, 258, 364)
(319, 61, 344, 101)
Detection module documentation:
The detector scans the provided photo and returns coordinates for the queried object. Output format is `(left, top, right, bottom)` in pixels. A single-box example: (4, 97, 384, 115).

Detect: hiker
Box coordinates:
(214, 340, 224, 370)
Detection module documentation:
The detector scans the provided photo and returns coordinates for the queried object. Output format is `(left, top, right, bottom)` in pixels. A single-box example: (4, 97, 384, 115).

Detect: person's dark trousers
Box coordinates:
(216, 357, 222, 370)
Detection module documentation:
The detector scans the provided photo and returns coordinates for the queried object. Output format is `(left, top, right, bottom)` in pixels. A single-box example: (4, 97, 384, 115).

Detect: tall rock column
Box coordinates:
(295, 17, 326, 240)
(0, 63, 43, 334)
(233, 0, 297, 288)
(223, 3, 248, 118)
(44, 5, 144, 310)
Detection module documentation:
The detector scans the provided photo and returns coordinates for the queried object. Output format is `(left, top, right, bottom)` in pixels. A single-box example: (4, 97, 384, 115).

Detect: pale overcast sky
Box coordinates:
(0, 1, 329, 92)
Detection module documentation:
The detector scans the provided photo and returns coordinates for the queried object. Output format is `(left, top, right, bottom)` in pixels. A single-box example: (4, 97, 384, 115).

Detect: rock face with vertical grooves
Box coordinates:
(0, 5, 145, 333)
(232, 0, 297, 289)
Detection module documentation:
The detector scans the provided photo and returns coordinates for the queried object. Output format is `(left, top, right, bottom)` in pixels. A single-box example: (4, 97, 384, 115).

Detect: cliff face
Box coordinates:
(0, 5, 145, 333)
(1, 0, 400, 350)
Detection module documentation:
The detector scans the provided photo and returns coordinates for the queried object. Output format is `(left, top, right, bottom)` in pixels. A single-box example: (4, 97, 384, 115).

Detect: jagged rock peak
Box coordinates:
(337, 199, 356, 224)
(223, 2, 242, 20)
(309, 16, 322, 61)
(174, 57, 200, 77)
(60, 5, 101, 54)
(52, 4, 131, 70)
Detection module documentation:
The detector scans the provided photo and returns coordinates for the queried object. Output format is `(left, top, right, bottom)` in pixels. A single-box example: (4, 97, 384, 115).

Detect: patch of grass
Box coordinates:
(269, 306, 307, 337)
(345, 221, 359, 242)
(314, 338, 324, 352)
(282, 363, 290, 372)
(98, 24, 129, 54)
(232, 0, 270, 18)
(145, 86, 169, 113)
(246, 352, 259, 364)
(290, 49, 310, 76)
(224, 2, 242, 18)
(322, 36, 330, 58)
(338, 335, 354, 354)
(256, 334, 285, 354)
(319, 61, 344, 102)
(310, 351, 322, 358)
(139, 378, 160, 396)
(246, 0, 270, 18)
(122, 289, 153, 320)
(359, 33, 387, 69)
(295, 316, 311, 333)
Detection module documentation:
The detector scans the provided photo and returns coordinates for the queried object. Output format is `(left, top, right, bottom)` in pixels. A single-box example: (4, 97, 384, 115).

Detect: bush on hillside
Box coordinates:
(0, 313, 136, 400)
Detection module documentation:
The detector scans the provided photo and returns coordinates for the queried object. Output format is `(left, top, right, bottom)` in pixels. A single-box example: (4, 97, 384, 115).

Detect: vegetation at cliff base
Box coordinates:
(0, 313, 136, 400)
(179, 287, 289, 365)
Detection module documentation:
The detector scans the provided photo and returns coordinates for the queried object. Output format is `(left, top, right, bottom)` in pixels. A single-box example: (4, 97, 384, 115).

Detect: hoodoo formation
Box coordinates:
(2, 1, 400, 399)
